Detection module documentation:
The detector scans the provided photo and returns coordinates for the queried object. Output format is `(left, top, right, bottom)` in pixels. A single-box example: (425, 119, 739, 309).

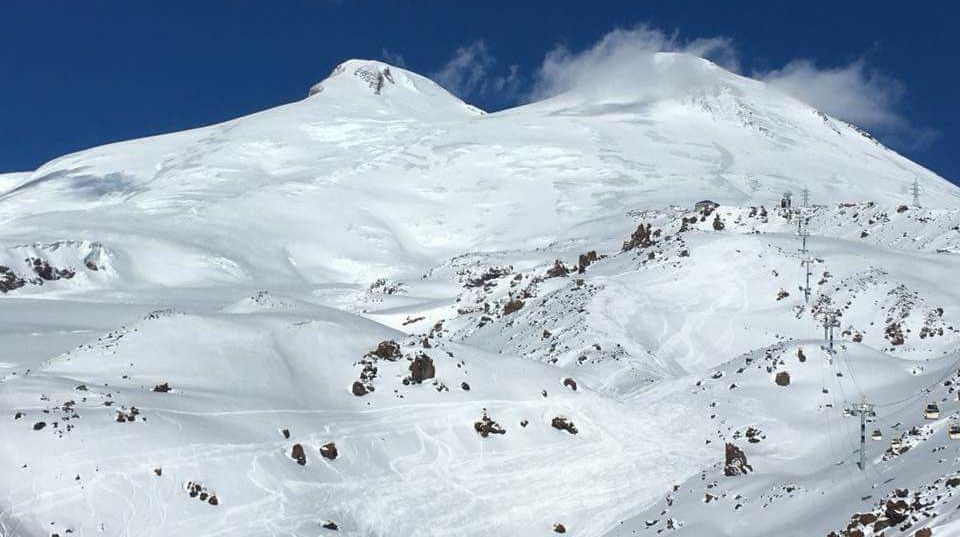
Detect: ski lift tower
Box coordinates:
(823, 309, 841, 354)
(800, 255, 815, 303)
(801, 186, 810, 208)
(845, 398, 876, 471)
(797, 216, 810, 254)
(911, 178, 921, 208)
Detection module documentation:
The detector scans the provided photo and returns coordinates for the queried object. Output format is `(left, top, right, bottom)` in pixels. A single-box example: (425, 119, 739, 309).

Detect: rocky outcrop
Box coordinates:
(406, 353, 436, 384)
(503, 299, 525, 315)
(623, 223, 657, 251)
(551, 417, 578, 435)
(775, 371, 791, 386)
(370, 340, 402, 361)
(578, 251, 598, 273)
(546, 260, 570, 278)
(723, 443, 753, 476)
(474, 410, 506, 437)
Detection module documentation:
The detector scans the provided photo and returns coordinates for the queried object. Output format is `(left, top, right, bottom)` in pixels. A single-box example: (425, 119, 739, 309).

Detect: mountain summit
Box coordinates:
(1, 55, 960, 537)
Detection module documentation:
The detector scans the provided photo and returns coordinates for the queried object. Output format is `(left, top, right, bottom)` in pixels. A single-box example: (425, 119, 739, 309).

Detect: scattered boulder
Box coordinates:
(712, 214, 725, 231)
(291, 444, 307, 466)
(775, 371, 791, 386)
(723, 443, 753, 476)
(322, 521, 339, 531)
(503, 299, 525, 315)
(460, 382, 471, 391)
(33, 421, 46, 431)
(320, 442, 339, 460)
(578, 251, 598, 273)
(115, 406, 141, 423)
(0, 266, 26, 293)
(474, 410, 507, 437)
(407, 353, 436, 384)
(153, 467, 162, 476)
(28, 257, 75, 281)
(152, 382, 171, 393)
(546, 260, 569, 278)
(370, 340, 401, 360)
(797, 348, 806, 362)
(623, 223, 656, 251)
(885, 322, 905, 346)
(551, 417, 578, 435)
(281, 428, 290, 439)
(563, 378, 578, 391)
(351, 381, 369, 397)
(553, 522, 567, 533)
(776, 289, 790, 301)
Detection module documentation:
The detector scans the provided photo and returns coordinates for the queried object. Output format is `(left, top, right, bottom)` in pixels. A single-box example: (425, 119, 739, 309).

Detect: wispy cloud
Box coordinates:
(380, 47, 406, 68)
(431, 40, 521, 100)
(528, 26, 738, 103)
(523, 25, 934, 147)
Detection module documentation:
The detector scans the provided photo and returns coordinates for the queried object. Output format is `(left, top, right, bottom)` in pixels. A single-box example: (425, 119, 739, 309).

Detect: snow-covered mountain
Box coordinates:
(1, 56, 959, 537)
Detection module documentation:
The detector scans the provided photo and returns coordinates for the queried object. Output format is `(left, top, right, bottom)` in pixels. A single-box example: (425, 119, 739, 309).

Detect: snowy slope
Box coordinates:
(2, 56, 960, 537)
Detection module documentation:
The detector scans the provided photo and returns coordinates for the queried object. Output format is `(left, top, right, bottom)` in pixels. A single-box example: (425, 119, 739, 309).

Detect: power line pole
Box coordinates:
(801, 187, 810, 208)
(845, 398, 876, 471)
(911, 178, 921, 208)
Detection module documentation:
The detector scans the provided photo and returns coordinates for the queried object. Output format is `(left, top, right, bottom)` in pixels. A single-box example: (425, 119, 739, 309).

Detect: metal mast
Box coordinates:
(845, 398, 876, 471)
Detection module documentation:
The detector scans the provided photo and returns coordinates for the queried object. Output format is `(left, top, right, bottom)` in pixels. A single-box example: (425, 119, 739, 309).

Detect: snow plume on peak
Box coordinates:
(529, 26, 739, 104)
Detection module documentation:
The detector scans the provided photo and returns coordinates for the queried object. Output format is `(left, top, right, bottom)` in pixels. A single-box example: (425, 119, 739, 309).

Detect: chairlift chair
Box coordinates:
(948, 424, 960, 440)
(870, 429, 883, 441)
(924, 403, 940, 420)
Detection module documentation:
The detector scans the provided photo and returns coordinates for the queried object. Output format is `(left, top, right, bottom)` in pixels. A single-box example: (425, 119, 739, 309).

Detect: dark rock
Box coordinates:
(351, 381, 369, 397)
(152, 382, 171, 393)
(546, 260, 569, 278)
(33, 421, 46, 431)
(578, 251, 598, 273)
(553, 522, 567, 533)
(623, 223, 655, 251)
(775, 371, 791, 386)
(460, 382, 470, 391)
(563, 378, 578, 391)
(322, 521, 339, 531)
(503, 299, 525, 315)
(408, 353, 435, 384)
(370, 340, 402, 360)
(320, 442, 338, 460)
(281, 428, 290, 439)
(723, 443, 753, 476)
(551, 417, 578, 435)
(291, 444, 307, 466)
(474, 411, 506, 437)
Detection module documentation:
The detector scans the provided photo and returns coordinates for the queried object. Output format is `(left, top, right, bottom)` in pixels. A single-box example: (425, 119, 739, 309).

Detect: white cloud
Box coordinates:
(381, 48, 406, 67)
(431, 40, 521, 99)
(757, 59, 905, 130)
(526, 25, 934, 146)
(528, 26, 738, 103)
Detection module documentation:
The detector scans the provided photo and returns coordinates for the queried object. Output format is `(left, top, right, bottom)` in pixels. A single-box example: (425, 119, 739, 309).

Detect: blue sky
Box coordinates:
(1, 1, 957, 184)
